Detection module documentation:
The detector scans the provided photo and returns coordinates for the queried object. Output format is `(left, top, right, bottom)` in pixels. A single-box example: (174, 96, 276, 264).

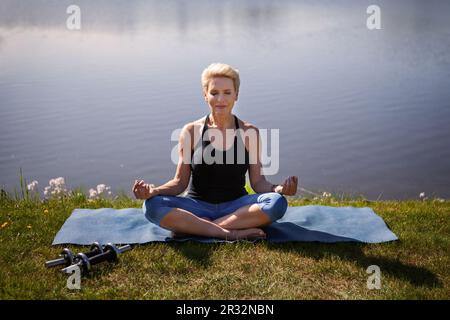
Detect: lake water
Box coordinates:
(1, 0, 450, 200)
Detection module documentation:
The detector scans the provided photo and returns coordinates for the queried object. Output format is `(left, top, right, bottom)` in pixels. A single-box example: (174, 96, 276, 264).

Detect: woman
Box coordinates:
(133, 63, 298, 240)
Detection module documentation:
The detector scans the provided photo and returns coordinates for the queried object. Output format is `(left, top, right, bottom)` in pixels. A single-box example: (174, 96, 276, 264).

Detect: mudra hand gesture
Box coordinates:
(132, 180, 158, 200)
(274, 176, 298, 196)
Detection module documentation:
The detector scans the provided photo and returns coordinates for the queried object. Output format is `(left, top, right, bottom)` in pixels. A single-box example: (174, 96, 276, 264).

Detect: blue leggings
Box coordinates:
(143, 192, 288, 226)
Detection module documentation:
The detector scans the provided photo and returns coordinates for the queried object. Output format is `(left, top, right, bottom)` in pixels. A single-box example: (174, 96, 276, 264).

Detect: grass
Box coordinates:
(0, 181, 449, 299)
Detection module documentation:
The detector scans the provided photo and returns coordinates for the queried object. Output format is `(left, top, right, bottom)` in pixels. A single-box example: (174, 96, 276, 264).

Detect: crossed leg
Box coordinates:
(145, 193, 286, 240)
(159, 205, 269, 240)
(212, 203, 272, 229)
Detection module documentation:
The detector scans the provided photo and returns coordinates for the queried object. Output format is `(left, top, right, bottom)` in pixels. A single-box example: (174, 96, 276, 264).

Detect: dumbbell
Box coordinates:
(45, 242, 103, 268)
(45, 248, 75, 268)
(84, 242, 104, 258)
(61, 243, 132, 273)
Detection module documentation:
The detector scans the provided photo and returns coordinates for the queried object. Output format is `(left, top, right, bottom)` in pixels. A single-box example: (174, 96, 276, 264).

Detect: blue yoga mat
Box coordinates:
(52, 205, 398, 245)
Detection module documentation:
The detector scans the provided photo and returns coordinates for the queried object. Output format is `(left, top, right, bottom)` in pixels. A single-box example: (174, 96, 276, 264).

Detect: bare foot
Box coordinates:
(227, 228, 266, 241)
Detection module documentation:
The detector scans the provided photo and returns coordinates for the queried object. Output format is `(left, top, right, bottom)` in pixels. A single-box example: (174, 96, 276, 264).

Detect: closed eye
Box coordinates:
(210, 91, 232, 95)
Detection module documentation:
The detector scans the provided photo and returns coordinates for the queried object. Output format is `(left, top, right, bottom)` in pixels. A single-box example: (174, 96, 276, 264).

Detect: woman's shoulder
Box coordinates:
(182, 117, 205, 133)
(237, 117, 259, 133)
(179, 118, 206, 146)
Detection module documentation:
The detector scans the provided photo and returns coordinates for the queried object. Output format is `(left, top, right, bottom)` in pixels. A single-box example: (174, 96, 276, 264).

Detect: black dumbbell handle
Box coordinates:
(60, 244, 132, 273)
(45, 249, 74, 268)
(84, 248, 103, 258)
(46, 257, 67, 268)
(117, 245, 132, 253)
(46, 248, 99, 267)
(89, 250, 116, 265)
(88, 245, 132, 265)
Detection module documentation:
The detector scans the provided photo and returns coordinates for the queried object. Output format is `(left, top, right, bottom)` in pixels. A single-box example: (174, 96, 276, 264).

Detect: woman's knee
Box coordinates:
(142, 196, 172, 225)
(258, 192, 288, 222)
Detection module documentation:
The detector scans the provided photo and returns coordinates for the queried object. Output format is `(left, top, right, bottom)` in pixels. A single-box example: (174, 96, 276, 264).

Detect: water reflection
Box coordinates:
(0, 0, 285, 34)
(1, 0, 449, 199)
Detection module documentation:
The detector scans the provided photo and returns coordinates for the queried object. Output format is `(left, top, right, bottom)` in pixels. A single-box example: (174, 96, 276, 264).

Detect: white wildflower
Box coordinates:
(96, 184, 107, 194)
(322, 192, 331, 198)
(88, 188, 98, 199)
(89, 184, 112, 199)
(27, 180, 39, 192)
(43, 177, 69, 199)
(419, 192, 425, 198)
(49, 177, 65, 187)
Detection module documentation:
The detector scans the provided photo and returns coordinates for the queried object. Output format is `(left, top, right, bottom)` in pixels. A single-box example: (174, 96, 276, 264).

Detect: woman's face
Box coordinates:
(204, 77, 238, 115)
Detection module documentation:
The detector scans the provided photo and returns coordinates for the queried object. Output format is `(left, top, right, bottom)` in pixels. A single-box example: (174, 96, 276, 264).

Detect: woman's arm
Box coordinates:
(247, 125, 298, 195)
(249, 160, 279, 193)
(133, 124, 193, 199)
(247, 125, 277, 193)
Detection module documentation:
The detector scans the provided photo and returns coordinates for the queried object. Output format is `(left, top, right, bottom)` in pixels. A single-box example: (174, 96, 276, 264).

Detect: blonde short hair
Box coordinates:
(201, 63, 240, 93)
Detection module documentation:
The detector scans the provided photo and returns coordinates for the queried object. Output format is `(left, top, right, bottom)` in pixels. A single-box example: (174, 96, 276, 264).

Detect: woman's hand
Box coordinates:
(275, 176, 298, 196)
(132, 180, 158, 200)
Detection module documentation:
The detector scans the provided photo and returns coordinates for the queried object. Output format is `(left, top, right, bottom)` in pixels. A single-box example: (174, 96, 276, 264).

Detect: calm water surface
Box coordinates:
(1, 0, 450, 200)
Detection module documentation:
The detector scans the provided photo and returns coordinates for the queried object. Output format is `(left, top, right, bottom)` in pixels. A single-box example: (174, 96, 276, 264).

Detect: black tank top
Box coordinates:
(187, 114, 250, 203)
